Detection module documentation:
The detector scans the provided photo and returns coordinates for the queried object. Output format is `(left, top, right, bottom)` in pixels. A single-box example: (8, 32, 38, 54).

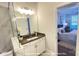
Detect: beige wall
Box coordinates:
(37, 2, 70, 55)
(0, 3, 13, 52)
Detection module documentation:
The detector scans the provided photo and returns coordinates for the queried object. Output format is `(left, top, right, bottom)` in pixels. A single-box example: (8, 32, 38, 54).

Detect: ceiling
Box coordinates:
(58, 3, 78, 16)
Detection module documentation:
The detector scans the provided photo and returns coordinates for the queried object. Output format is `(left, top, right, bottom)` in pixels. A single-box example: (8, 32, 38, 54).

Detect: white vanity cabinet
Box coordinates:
(23, 40, 38, 56)
(23, 37, 46, 56)
(36, 37, 46, 55)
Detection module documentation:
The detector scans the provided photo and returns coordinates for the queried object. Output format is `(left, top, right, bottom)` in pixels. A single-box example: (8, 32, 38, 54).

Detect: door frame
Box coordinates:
(55, 2, 79, 56)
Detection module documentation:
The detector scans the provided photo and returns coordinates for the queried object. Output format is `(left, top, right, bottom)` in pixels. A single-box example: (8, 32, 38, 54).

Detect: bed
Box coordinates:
(58, 29, 77, 46)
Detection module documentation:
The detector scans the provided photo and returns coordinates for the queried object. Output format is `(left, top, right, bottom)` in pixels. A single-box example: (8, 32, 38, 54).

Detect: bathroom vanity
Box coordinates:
(11, 32, 46, 56)
(19, 32, 46, 56)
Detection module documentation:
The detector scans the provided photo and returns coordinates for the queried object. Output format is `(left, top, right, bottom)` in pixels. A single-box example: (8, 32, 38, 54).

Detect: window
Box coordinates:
(70, 15, 78, 30)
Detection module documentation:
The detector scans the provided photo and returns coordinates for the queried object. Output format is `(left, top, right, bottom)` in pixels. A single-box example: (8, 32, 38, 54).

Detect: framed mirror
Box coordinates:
(10, 2, 39, 37)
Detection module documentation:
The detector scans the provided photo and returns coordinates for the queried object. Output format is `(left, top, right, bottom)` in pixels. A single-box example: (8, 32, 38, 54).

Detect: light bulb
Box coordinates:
(16, 7, 34, 15)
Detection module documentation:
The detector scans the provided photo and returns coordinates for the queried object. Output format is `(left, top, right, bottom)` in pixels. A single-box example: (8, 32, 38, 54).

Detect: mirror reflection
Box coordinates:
(12, 2, 38, 37)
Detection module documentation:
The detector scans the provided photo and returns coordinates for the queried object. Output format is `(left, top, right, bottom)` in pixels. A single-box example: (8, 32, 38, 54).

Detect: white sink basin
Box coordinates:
(27, 36, 38, 41)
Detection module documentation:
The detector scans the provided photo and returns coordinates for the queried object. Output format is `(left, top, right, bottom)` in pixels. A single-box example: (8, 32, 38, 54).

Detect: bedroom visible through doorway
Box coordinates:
(57, 3, 78, 56)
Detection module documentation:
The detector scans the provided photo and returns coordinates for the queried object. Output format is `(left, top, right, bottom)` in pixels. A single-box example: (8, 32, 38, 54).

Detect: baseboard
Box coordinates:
(46, 49, 57, 56)
(39, 50, 46, 56)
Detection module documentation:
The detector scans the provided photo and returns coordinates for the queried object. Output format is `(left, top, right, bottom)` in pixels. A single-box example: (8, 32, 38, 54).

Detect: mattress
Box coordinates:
(59, 30, 77, 46)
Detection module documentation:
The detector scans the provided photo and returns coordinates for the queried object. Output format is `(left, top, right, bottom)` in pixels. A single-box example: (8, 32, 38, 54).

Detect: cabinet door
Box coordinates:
(36, 37, 46, 55)
(23, 40, 38, 56)
(23, 43, 32, 56)
(29, 40, 38, 56)
(41, 37, 46, 52)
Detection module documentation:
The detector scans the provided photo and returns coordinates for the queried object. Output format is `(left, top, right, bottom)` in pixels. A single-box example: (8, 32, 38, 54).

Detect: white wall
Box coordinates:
(0, 3, 13, 53)
(37, 2, 70, 55)
(0, 2, 8, 8)
(76, 29, 79, 55)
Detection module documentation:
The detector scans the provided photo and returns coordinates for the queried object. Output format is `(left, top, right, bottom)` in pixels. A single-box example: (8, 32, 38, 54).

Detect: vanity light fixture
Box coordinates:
(16, 7, 34, 15)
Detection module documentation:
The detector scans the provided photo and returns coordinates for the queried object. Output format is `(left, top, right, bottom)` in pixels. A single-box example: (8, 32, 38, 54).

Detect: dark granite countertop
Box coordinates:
(19, 32, 45, 45)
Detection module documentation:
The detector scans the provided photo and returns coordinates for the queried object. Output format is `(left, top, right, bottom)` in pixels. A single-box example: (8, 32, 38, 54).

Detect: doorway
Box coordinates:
(57, 3, 78, 56)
